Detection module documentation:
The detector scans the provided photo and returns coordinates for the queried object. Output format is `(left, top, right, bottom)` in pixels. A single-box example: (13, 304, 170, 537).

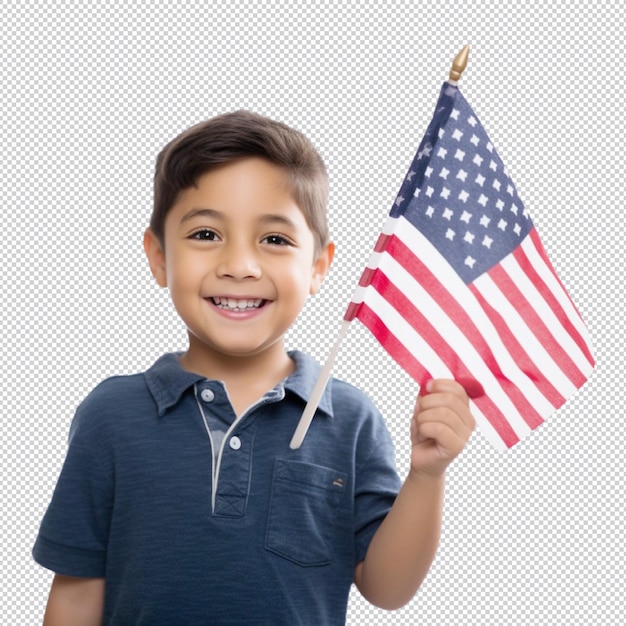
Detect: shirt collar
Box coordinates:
(144, 351, 334, 419)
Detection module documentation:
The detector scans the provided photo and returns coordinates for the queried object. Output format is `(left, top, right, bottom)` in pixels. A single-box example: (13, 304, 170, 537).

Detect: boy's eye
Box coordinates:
(263, 234, 292, 246)
(190, 229, 219, 241)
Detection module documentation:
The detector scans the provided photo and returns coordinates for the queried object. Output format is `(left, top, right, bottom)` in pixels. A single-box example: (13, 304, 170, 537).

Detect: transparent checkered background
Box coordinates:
(2, 2, 624, 624)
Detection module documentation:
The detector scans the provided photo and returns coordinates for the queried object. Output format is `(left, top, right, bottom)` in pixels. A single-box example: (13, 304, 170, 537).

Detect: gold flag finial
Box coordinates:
(449, 45, 470, 82)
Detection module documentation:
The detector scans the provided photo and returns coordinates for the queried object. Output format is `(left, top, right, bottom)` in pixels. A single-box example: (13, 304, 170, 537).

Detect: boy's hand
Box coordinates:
(409, 379, 476, 477)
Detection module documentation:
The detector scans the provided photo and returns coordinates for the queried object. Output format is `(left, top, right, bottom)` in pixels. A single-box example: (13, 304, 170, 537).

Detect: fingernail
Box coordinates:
(419, 380, 432, 396)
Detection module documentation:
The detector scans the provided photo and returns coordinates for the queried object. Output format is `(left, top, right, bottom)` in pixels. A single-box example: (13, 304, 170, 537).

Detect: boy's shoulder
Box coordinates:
(71, 354, 200, 429)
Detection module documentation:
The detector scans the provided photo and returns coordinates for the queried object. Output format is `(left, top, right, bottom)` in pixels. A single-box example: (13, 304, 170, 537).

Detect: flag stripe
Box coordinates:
(381, 232, 546, 431)
(365, 266, 525, 447)
(471, 271, 577, 400)
(467, 283, 567, 408)
(356, 294, 524, 449)
(356, 302, 433, 385)
(506, 245, 594, 379)
(525, 229, 595, 365)
(488, 260, 587, 388)
(392, 218, 558, 417)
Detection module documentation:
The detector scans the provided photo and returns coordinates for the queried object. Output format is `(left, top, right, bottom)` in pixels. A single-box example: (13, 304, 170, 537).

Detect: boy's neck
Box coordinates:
(178, 340, 295, 416)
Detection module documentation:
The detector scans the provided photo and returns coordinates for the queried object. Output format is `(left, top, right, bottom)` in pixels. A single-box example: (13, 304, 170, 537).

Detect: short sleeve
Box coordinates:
(352, 408, 401, 563)
(32, 397, 115, 577)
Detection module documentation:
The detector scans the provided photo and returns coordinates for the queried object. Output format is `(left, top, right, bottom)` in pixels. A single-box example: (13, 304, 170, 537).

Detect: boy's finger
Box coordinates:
(419, 378, 484, 399)
(455, 377, 485, 399)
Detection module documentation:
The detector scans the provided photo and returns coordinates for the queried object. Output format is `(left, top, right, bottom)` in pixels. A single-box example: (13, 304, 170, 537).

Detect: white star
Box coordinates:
(452, 128, 463, 141)
(456, 169, 468, 182)
(439, 167, 450, 180)
(437, 147, 447, 159)
(475, 173, 485, 187)
(440, 187, 451, 199)
(454, 148, 465, 161)
(458, 189, 469, 203)
(425, 186, 434, 197)
(482, 235, 493, 248)
(425, 166, 433, 178)
(486, 142, 494, 152)
(438, 128, 445, 139)
(496, 199, 505, 211)
(473, 154, 483, 167)
(445, 228, 455, 240)
(418, 144, 432, 159)
(464, 231, 475, 244)
(507, 184, 514, 196)
(479, 214, 491, 228)
(498, 219, 507, 231)
(489, 160, 498, 171)
(407, 171, 416, 181)
(478, 194, 488, 207)
(468, 116, 477, 127)
(464, 256, 477, 268)
(514, 223, 522, 236)
(425, 205, 435, 217)
(460, 210, 472, 223)
(470, 134, 480, 146)
(492, 179, 501, 191)
(395, 195, 404, 206)
(510, 203, 520, 215)
(414, 187, 421, 198)
(443, 207, 453, 220)
(451, 108, 460, 120)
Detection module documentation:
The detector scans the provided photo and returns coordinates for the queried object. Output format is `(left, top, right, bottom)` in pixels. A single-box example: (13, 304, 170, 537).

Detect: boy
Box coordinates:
(33, 110, 475, 625)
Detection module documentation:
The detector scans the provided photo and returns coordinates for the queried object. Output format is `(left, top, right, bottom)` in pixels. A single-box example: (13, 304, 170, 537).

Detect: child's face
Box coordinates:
(144, 157, 333, 364)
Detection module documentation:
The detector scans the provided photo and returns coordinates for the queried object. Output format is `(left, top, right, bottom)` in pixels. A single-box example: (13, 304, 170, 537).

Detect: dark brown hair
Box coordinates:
(150, 110, 329, 253)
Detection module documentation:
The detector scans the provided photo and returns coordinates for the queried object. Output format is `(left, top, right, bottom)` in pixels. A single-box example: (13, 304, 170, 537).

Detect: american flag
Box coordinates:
(344, 82, 595, 450)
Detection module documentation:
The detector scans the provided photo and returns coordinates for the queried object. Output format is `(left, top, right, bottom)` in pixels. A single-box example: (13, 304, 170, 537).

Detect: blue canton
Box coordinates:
(390, 83, 533, 284)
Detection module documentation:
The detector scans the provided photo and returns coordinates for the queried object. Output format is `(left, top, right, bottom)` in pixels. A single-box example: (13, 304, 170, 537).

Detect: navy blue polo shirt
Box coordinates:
(33, 351, 401, 625)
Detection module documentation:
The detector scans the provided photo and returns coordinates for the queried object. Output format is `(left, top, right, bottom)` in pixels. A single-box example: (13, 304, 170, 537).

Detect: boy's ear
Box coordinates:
(309, 242, 335, 295)
(143, 228, 168, 288)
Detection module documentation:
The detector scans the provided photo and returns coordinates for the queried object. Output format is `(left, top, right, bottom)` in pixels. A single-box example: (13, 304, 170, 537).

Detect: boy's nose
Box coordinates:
(215, 244, 262, 280)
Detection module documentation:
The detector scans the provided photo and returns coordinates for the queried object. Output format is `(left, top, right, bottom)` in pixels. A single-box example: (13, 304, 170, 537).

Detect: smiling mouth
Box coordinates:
(210, 297, 267, 311)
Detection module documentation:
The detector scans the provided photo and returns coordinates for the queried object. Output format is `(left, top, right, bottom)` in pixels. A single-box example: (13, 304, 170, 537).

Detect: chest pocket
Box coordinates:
(265, 459, 347, 567)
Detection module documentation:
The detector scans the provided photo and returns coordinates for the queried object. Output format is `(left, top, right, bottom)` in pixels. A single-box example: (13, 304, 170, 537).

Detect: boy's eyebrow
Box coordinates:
(179, 208, 223, 224)
(180, 208, 298, 230)
(257, 213, 298, 229)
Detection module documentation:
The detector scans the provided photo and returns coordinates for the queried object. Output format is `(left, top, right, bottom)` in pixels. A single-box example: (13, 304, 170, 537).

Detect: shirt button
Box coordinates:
(200, 389, 215, 402)
(229, 436, 242, 450)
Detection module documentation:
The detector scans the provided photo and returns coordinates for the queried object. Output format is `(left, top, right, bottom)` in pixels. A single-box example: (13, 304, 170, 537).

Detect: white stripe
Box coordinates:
(393, 218, 557, 415)
(523, 235, 595, 367)
(502, 244, 593, 375)
(472, 272, 578, 399)
(376, 250, 534, 439)
(363, 278, 519, 451)
(361, 286, 452, 379)
(469, 403, 510, 452)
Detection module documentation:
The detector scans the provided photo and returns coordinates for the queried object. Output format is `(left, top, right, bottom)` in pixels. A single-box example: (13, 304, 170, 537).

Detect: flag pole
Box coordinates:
(289, 319, 351, 449)
(289, 45, 471, 450)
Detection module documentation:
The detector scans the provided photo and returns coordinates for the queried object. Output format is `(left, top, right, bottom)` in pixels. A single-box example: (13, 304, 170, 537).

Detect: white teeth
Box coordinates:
(212, 297, 264, 310)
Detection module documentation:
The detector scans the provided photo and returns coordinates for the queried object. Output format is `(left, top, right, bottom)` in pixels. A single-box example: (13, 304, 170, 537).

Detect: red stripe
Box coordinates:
(374, 232, 392, 253)
(529, 228, 580, 317)
(361, 270, 522, 448)
(358, 267, 376, 287)
(525, 230, 595, 366)
(468, 283, 566, 409)
(487, 262, 587, 388)
(343, 301, 360, 322)
(384, 234, 545, 430)
(356, 302, 432, 384)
